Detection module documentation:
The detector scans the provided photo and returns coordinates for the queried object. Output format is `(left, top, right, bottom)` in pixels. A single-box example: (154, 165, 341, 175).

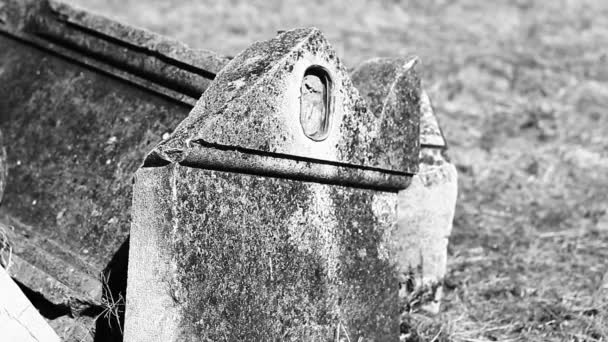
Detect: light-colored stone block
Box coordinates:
(0, 265, 61, 342)
(397, 154, 458, 313)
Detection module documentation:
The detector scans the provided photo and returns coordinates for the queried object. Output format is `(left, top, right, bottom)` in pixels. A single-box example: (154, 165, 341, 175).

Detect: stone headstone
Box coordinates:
(0, 0, 227, 340)
(352, 57, 457, 314)
(125, 28, 421, 341)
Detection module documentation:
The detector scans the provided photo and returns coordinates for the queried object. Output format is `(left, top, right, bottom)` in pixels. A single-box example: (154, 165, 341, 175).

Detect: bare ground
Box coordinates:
(67, 0, 608, 340)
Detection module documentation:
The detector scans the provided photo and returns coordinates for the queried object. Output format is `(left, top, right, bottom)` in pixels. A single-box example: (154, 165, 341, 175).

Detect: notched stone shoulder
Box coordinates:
(148, 28, 420, 174)
(352, 57, 445, 150)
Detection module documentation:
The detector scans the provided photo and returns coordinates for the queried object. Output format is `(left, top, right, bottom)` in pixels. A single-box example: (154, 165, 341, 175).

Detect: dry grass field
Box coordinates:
(67, 0, 608, 340)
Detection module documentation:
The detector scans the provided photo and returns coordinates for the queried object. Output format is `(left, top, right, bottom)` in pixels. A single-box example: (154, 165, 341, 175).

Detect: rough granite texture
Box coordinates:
(125, 29, 421, 341)
(0, 33, 192, 300)
(351, 58, 457, 314)
(153, 28, 420, 174)
(126, 165, 400, 342)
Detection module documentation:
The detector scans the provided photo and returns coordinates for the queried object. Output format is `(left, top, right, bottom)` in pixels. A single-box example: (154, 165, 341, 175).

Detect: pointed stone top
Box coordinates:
(150, 28, 420, 174)
(419, 89, 446, 147)
(351, 57, 445, 150)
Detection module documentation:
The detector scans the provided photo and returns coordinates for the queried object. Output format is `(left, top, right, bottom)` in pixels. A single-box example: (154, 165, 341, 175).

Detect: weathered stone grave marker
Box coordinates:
(0, 0, 457, 340)
(352, 58, 457, 314)
(125, 28, 421, 341)
(0, 0, 226, 340)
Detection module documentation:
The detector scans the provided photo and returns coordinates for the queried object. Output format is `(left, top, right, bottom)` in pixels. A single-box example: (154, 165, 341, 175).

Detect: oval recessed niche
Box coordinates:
(300, 66, 333, 141)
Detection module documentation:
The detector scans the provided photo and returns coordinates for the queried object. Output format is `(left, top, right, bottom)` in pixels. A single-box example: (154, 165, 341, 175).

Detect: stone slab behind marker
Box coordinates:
(352, 57, 457, 314)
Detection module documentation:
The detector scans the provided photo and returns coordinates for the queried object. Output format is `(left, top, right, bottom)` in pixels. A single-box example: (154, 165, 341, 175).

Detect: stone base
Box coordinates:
(396, 157, 457, 314)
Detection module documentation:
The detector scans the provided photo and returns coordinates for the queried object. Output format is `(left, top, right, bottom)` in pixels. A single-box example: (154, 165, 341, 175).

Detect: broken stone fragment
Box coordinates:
(351, 57, 457, 314)
(0, 263, 60, 342)
(126, 28, 421, 341)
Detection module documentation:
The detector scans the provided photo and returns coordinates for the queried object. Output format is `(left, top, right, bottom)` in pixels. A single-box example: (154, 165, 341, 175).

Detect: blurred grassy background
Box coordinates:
(66, 0, 608, 340)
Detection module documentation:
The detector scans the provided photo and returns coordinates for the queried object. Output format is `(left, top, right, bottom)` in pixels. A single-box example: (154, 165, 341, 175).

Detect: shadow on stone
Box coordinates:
(94, 236, 129, 342)
(14, 279, 72, 320)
